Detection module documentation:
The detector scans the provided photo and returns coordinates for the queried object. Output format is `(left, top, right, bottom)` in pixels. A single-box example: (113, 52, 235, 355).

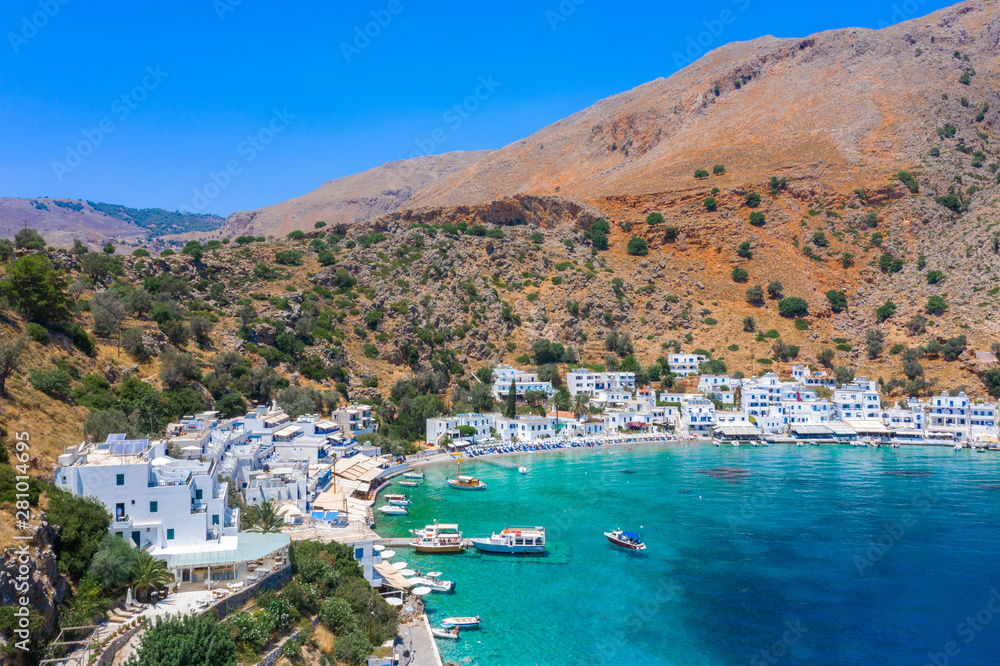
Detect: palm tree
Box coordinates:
(245, 499, 284, 533)
(132, 553, 172, 602)
(572, 394, 590, 422)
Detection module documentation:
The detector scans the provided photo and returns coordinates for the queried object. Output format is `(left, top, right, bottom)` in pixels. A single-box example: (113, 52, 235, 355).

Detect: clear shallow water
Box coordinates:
(376, 444, 1000, 665)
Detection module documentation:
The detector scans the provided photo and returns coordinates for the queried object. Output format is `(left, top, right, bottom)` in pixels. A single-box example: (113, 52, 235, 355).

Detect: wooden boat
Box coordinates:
(441, 616, 481, 628)
(447, 475, 487, 490)
(431, 626, 460, 639)
(470, 526, 546, 554)
(604, 529, 646, 551)
(410, 522, 466, 554)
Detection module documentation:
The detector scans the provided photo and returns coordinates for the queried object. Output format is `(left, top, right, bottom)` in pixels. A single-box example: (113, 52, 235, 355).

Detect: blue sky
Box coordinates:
(0, 0, 953, 216)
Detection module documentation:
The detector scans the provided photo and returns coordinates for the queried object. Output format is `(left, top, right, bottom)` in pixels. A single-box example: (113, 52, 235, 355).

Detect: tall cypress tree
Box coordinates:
(504, 379, 517, 418)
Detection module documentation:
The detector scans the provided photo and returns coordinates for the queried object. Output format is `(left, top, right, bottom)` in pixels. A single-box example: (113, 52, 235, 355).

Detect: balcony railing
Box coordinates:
(191, 502, 207, 514)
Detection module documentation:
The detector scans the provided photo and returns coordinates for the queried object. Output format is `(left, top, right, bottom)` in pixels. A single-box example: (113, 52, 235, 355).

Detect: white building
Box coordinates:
(781, 398, 833, 424)
(331, 404, 374, 438)
(565, 369, 636, 397)
(668, 354, 707, 377)
(833, 379, 880, 421)
(791, 365, 837, 390)
(491, 365, 555, 400)
(697, 375, 741, 392)
(493, 415, 556, 441)
(681, 398, 717, 434)
(925, 392, 994, 438)
(426, 413, 496, 445)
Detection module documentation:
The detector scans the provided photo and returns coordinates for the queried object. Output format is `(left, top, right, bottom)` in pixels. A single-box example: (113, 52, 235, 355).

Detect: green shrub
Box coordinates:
(362, 343, 379, 359)
(664, 226, 678, 240)
(777, 297, 808, 318)
(731, 267, 749, 283)
(765, 329, 781, 339)
(875, 301, 897, 322)
(925, 295, 948, 315)
(30, 367, 72, 398)
(749, 211, 766, 226)
(694, 169, 710, 179)
(646, 212, 664, 225)
(936, 194, 962, 212)
(713, 164, 726, 175)
(704, 317, 718, 326)
(25, 322, 49, 345)
(626, 237, 648, 256)
(926, 270, 946, 284)
(897, 170, 919, 193)
(794, 318, 809, 330)
(745, 192, 761, 208)
(835, 343, 852, 352)
(528, 231, 544, 244)
(826, 290, 848, 313)
(736, 241, 752, 259)
(704, 197, 717, 211)
(812, 231, 829, 247)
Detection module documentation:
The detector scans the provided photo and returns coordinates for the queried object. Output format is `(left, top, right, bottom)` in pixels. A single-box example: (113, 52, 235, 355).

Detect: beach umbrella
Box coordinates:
(373, 544, 385, 552)
(126, 587, 133, 606)
(381, 550, 396, 558)
(392, 561, 408, 570)
(399, 569, 416, 576)
(412, 586, 432, 596)
(405, 577, 422, 586)
(384, 597, 403, 606)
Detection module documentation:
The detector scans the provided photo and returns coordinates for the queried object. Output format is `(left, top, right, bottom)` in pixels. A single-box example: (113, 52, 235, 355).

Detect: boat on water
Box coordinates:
(441, 616, 481, 628)
(604, 529, 646, 551)
(954, 443, 964, 451)
(518, 466, 527, 474)
(403, 471, 425, 480)
(470, 526, 546, 554)
(384, 494, 411, 506)
(399, 480, 420, 488)
(379, 505, 408, 515)
(431, 627, 460, 639)
(410, 521, 466, 554)
(411, 571, 454, 592)
(447, 475, 487, 490)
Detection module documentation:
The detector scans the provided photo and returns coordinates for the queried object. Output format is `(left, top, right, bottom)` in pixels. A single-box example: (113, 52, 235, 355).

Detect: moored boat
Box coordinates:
(470, 526, 546, 554)
(403, 471, 425, 480)
(384, 494, 411, 506)
(411, 571, 454, 592)
(399, 480, 420, 488)
(431, 626, 460, 639)
(410, 521, 466, 554)
(604, 529, 646, 551)
(442, 616, 481, 628)
(447, 475, 487, 490)
(379, 505, 408, 515)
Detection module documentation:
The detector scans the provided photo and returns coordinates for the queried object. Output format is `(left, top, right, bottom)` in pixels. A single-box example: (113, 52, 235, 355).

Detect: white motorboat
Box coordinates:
(403, 471, 425, 480)
(399, 480, 420, 488)
(604, 529, 646, 551)
(410, 571, 454, 592)
(470, 526, 546, 554)
(379, 505, 408, 516)
(442, 616, 481, 628)
(384, 494, 411, 506)
(431, 626, 460, 639)
(954, 443, 963, 451)
(518, 466, 527, 474)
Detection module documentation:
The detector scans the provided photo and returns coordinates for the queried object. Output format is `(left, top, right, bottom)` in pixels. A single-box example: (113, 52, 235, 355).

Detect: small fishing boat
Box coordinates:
(447, 475, 487, 490)
(471, 526, 546, 554)
(431, 626, 460, 639)
(604, 529, 646, 551)
(399, 480, 420, 488)
(954, 443, 963, 451)
(441, 616, 481, 628)
(403, 471, 425, 480)
(379, 505, 408, 515)
(518, 466, 527, 475)
(384, 494, 411, 506)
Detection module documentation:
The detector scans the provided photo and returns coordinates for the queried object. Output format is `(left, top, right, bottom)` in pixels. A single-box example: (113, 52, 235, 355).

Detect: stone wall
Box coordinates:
(95, 622, 143, 666)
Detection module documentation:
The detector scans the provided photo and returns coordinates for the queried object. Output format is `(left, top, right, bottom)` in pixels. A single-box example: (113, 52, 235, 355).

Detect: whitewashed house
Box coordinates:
(565, 369, 636, 397)
(491, 365, 555, 400)
(833, 379, 880, 421)
(667, 354, 707, 377)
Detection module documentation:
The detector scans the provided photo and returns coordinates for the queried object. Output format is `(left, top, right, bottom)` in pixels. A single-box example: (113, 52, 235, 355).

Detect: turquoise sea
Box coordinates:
(376, 444, 1000, 665)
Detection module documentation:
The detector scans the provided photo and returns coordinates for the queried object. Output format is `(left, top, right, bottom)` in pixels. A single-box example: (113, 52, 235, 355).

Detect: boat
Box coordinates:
(399, 480, 420, 488)
(411, 571, 454, 592)
(441, 616, 481, 628)
(470, 526, 546, 554)
(518, 466, 527, 475)
(431, 626, 460, 639)
(604, 529, 646, 551)
(410, 522, 466, 554)
(403, 471, 425, 480)
(954, 443, 963, 451)
(384, 494, 411, 506)
(447, 475, 487, 490)
(379, 505, 408, 515)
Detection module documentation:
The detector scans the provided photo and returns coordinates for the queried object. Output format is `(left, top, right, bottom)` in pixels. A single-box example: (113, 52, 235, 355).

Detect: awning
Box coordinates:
(790, 424, 833, 436)
(274, 425, 303, 439)
(713, 424, 761, 437)
(374, 561, 413, 589)
(162, 532, 289, 569)
(843, 420, 889, 434)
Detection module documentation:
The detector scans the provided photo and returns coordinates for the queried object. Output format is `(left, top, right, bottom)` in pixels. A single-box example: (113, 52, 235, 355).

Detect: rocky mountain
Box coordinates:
(0, 197, 224, 250)
(217, 150, 492, 238)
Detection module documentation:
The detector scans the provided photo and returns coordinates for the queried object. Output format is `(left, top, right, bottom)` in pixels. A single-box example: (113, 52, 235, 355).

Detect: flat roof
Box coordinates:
(161, 532, 289, 569)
